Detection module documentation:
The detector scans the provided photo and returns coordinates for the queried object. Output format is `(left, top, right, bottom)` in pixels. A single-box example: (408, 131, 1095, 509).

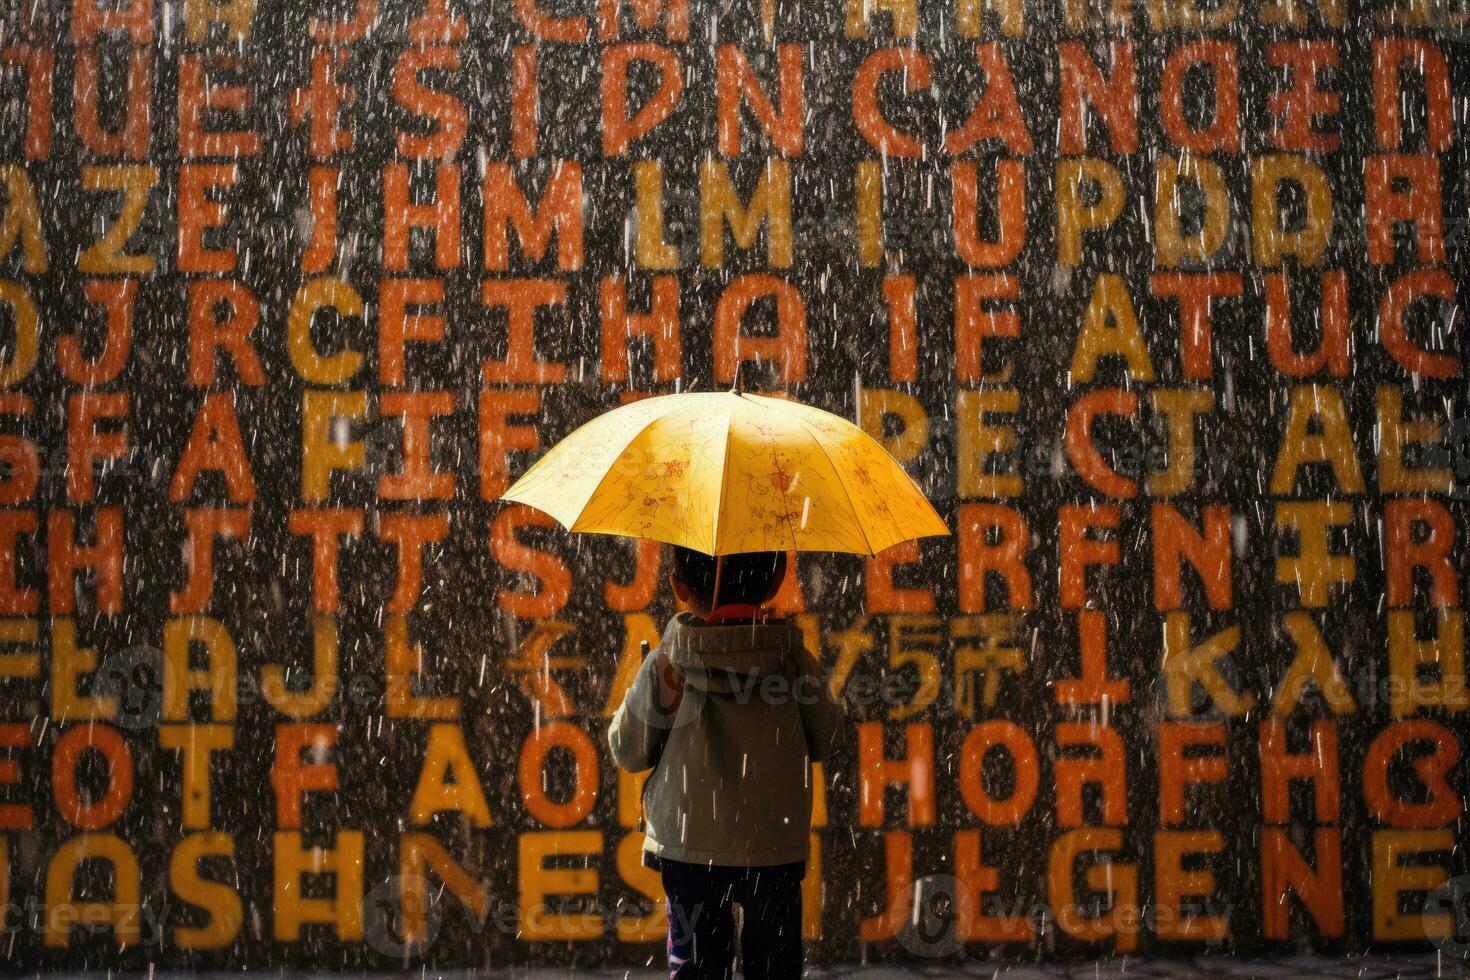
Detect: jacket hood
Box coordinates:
(660, 611, 798, 693)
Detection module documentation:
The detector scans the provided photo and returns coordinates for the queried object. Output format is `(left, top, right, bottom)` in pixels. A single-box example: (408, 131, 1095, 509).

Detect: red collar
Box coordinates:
(704, 604, 767, 624)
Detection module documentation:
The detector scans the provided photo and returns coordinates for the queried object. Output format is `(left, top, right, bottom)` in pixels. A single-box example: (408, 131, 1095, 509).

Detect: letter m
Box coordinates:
(597, 0, 689, 39)
(483, 161, 584, 271)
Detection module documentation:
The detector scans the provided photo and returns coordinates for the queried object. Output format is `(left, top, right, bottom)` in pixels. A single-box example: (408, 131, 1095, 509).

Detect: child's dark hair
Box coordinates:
(671, 547, 787, 609)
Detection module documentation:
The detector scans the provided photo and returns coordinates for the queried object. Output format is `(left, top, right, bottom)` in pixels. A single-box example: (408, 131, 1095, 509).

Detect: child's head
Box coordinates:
(669, 547, 787, 615)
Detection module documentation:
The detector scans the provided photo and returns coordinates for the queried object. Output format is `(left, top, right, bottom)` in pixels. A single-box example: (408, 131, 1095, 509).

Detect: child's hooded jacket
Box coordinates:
(608, 611, 843, 867)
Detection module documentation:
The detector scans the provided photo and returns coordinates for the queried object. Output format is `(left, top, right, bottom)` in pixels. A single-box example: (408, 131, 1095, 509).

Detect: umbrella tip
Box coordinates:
(732, 362, 745, 395)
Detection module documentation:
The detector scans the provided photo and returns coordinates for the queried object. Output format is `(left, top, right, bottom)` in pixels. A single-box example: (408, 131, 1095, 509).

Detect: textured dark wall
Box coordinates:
(0, 0, 1467, 967)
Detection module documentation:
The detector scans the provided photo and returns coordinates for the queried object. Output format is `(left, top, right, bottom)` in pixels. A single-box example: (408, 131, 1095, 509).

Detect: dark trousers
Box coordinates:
(661, 858, 804, 979)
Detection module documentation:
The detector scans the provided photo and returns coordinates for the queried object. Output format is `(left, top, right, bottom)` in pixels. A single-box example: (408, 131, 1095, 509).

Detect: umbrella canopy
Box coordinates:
(500, 390, 949, 556)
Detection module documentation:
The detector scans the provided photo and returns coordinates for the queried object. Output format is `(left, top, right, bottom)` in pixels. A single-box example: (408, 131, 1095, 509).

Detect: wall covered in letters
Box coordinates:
(0, 0, 1468, 967)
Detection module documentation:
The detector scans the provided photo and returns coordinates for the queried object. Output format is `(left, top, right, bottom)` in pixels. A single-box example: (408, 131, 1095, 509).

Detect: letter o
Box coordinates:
(53, 723, 134, 830)
(958, 720, 1038, 826)
(518, 721, 599, 828)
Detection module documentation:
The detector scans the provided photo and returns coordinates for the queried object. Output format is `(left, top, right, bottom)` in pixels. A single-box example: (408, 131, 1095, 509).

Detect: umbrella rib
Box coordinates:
(789, 414, 876, 556)
(708, 402, 736, 555)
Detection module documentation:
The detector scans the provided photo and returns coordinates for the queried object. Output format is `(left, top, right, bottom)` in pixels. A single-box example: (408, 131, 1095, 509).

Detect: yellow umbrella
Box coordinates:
(500, 390, 949, 556)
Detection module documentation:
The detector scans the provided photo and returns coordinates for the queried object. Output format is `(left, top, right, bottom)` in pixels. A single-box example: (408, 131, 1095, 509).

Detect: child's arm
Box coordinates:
(608, 649, 678, 773)
(794, 645, 843, 763)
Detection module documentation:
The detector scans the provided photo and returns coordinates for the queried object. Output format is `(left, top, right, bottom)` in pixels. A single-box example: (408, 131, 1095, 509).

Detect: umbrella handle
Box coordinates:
(641, 640, 651, 659)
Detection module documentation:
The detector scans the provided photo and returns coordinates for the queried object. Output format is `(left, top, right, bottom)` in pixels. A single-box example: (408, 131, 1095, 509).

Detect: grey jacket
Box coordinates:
(608, 612, 843, 867)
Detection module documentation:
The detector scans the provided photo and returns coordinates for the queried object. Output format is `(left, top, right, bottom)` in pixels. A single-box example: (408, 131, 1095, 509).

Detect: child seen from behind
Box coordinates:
(609, 547, 842, 979)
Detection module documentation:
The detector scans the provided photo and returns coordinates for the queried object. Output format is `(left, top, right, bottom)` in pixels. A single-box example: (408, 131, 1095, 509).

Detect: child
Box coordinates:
(609, 547, 842, 979)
